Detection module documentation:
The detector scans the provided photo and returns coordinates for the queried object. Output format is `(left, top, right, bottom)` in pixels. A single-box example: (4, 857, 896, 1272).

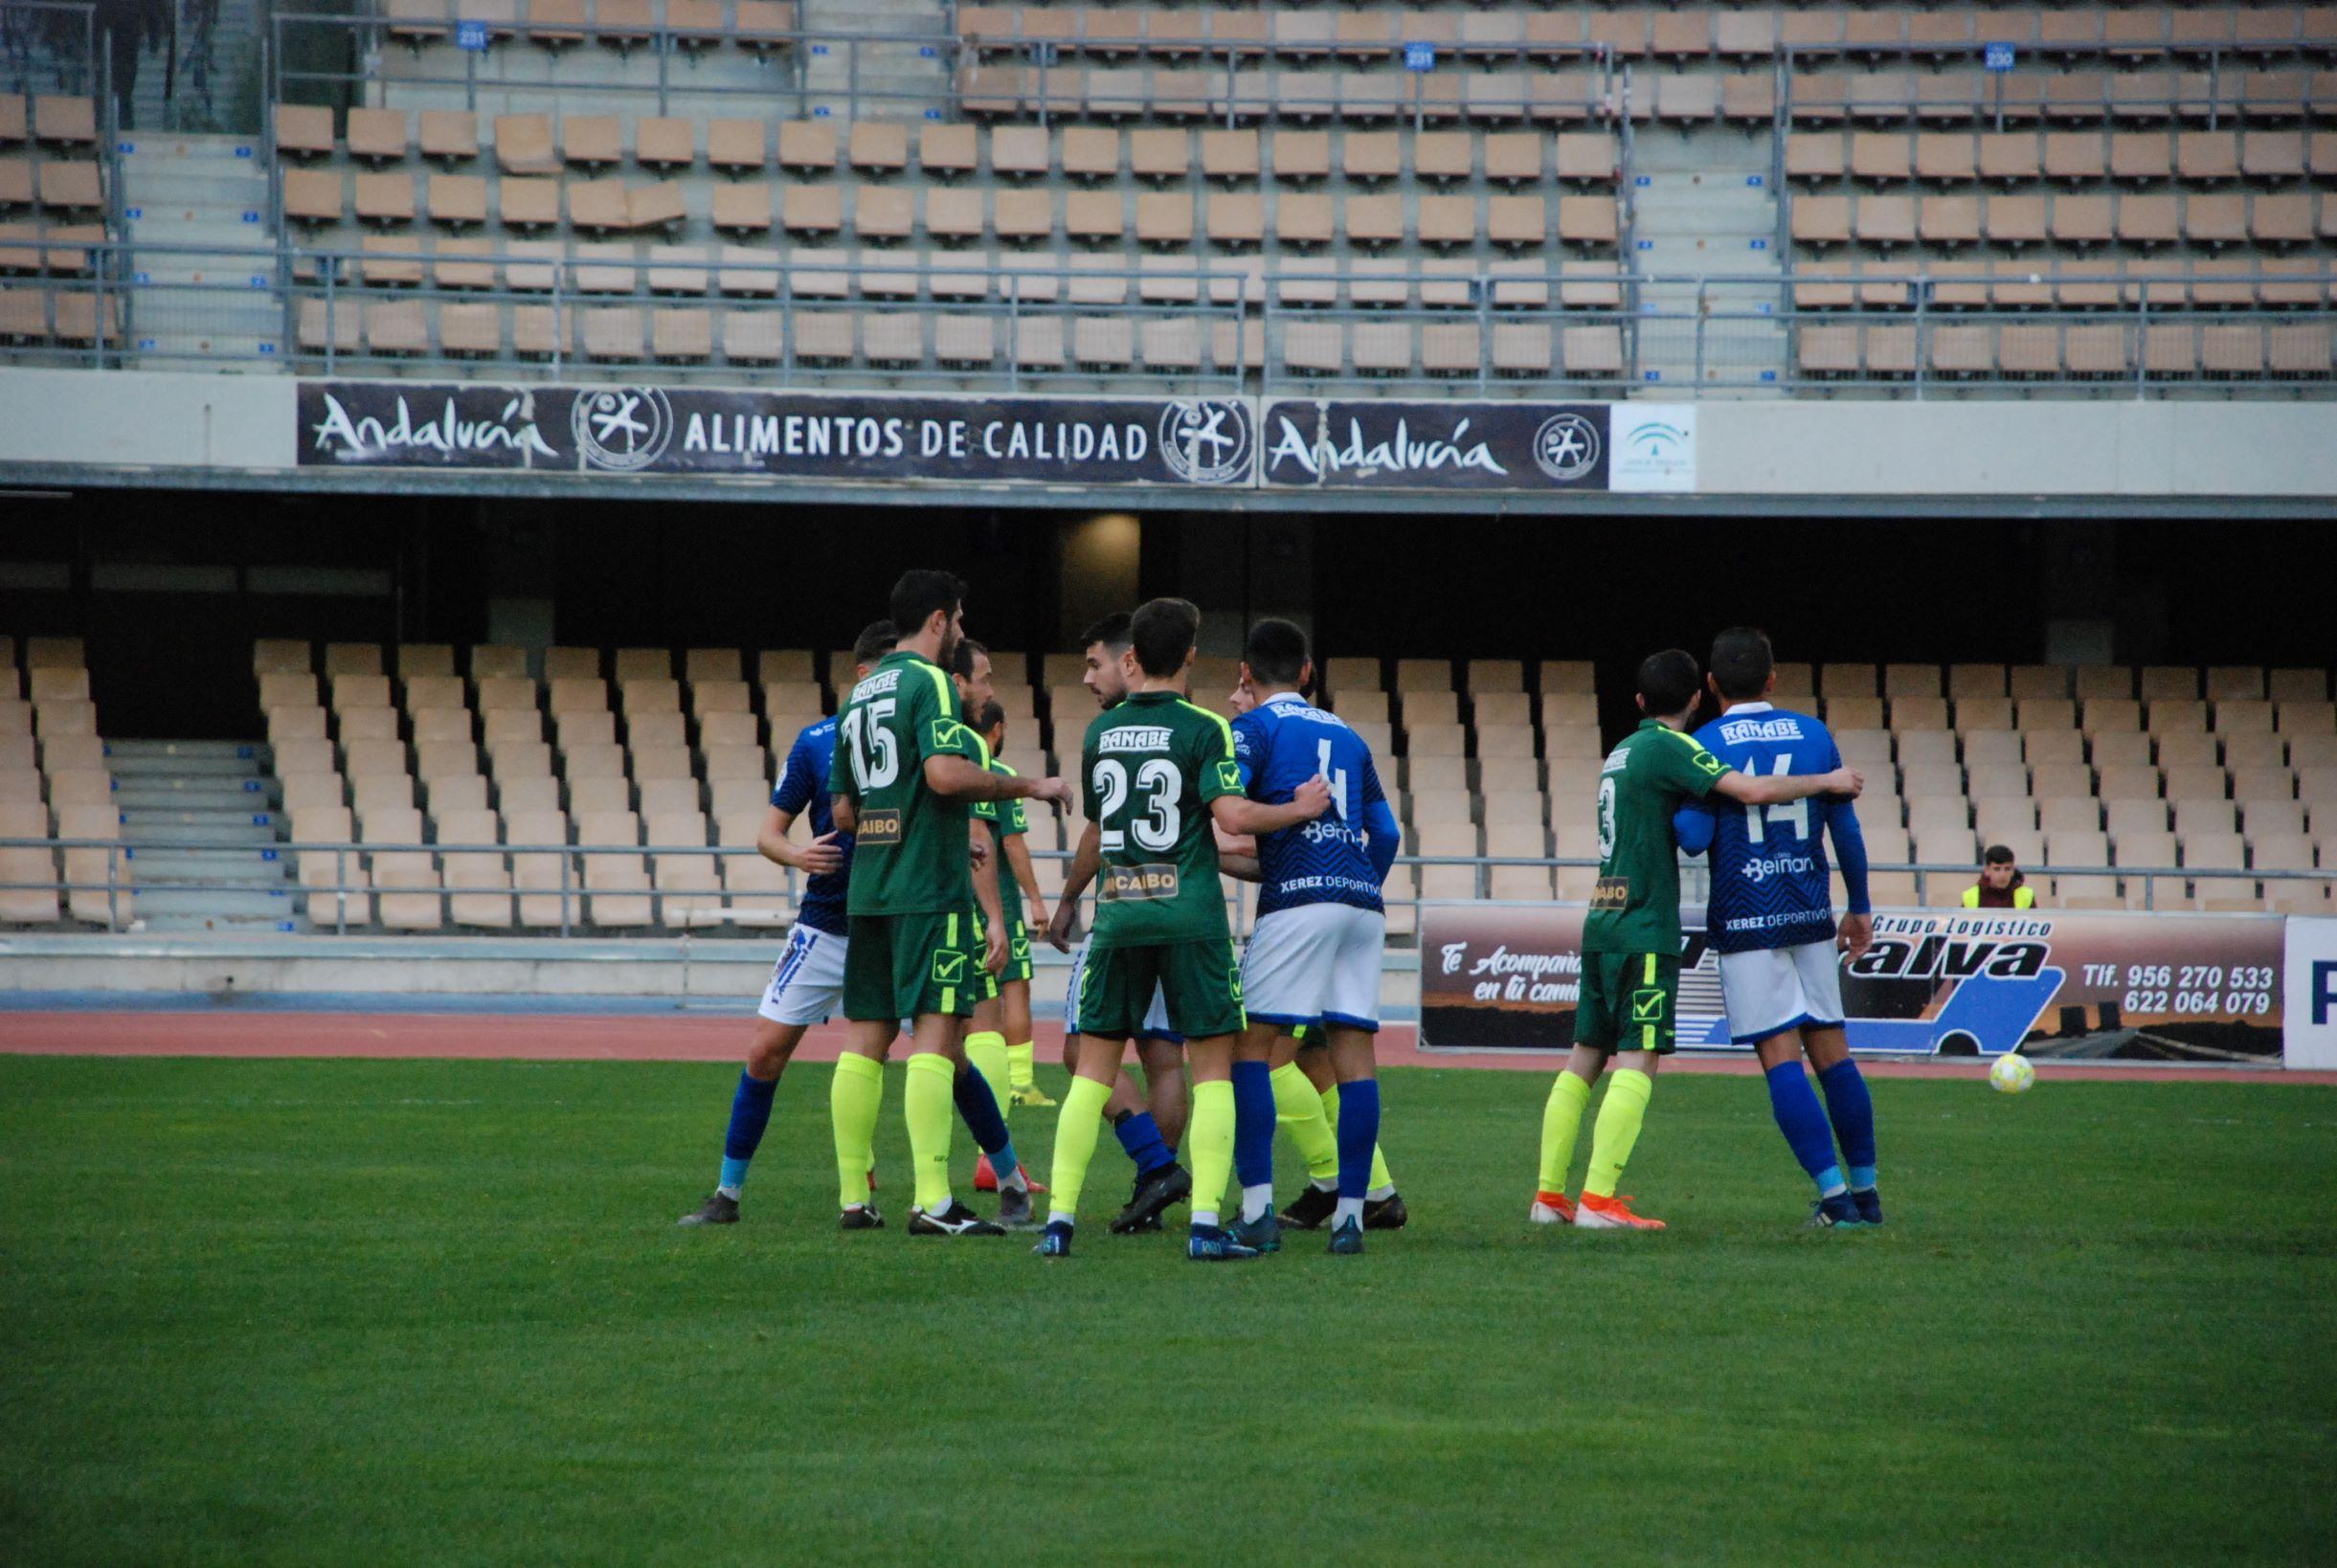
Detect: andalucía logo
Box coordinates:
(1157, 399, 1252, 484)
(572, 387, 674, 472)
(1531, 412, 1601, 482)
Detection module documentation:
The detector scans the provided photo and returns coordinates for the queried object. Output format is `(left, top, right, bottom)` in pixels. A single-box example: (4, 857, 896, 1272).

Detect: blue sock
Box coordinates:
(1817, 1059, 1877, 1187)
(1231, 1060, 1275, 1189)
(1336, 1079, 1381, 1201)
(952, 1062, 1016, 1174)
(718, 1070, 778, 1195)
(1112, 1110, 1173, 1175)
(1765, 1061, 1845, 1197)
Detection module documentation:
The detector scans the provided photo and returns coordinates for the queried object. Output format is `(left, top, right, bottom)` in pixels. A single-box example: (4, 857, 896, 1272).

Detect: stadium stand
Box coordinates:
(7, 633, 2335, 934)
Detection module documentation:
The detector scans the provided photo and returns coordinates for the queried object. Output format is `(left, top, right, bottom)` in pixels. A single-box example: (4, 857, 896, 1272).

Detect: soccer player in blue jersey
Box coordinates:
(1225, 618, 1404, 1256)
(1673, 627, 1885, 1228)
(677, 619, 896, 1226)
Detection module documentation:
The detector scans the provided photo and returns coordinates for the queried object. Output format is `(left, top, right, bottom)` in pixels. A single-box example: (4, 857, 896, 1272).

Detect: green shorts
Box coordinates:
(1575, 951, 1679, 1056)
(1077, 937, 1245, 1041)
(843, 908, 983, 1022)
(998, 914, 1034, 986)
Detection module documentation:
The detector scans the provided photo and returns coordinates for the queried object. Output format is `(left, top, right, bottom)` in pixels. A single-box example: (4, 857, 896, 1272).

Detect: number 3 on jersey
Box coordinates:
(840, 698, 898, 789)
(1093, 757, 1180, 851)
(1597, 776, 1616, 860)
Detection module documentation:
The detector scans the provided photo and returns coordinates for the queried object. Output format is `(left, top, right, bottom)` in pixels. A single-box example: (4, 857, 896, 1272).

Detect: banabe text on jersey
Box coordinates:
(1680, 702, 1870, 953)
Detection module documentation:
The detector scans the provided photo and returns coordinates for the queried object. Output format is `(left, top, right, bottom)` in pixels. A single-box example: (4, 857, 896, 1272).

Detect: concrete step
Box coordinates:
(110, 739, 267, 761)
(129, 887, 303, 926)
(142, 908, 309, 934)
(114, 780, 277, 812)
(119, 818, 284, 847)
(122, 842, 290, 876)
(123, 169, 270, 207)
(107, 748, 267, 776)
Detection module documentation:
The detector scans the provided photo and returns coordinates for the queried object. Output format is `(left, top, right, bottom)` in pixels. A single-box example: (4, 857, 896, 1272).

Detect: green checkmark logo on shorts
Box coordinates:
(1630, 988, 1666, 1022)
(932, 952, 967, 984)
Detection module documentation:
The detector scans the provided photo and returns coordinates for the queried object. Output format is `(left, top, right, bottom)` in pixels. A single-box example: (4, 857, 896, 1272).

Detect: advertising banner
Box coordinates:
(2281, 916, 2337, 1069)
(296, 382, 1257, 486)
(1421, 904, 2285, 1062)
(1259, 400, 1610, 490)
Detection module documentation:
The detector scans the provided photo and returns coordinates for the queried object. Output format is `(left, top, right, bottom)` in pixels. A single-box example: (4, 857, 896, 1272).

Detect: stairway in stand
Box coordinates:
(107, 739, 303, 933)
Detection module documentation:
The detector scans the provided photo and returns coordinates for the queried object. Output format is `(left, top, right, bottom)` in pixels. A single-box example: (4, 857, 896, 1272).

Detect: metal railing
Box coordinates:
(11, 239, 2333, 397)
(5, 836, 2327, 937)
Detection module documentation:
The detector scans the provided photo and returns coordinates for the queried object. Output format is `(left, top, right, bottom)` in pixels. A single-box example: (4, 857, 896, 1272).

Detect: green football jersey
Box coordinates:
(827, 650, 983, 916)
(1082, 689, 1243, 948)
(972, 756, 1029, 930)
(1583, 719, 1733, 954)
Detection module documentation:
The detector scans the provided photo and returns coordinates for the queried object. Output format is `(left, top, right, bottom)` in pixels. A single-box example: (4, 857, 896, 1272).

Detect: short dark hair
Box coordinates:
(1244, 618, 1309, 688)
(888, 570, 966, 640)
(1709, 626, 1774, 702)
(977, 699, 1006, 735)
(950, 636, 989, 680)
(1080, 611, 1133, 654)
(1984, 843, 2017, 865)
(1636, 649, 1702, 718)
(852, 620, 897, 667)
(1129, 597, 1200, 680)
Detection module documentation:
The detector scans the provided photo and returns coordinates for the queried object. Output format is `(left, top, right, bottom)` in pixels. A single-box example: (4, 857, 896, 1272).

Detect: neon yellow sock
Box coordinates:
(1583, 1068, 1654, 1199)
(1006, 1040, 1038, 1091)
(1272, 1063, 1338, 1183)
(904, 1052, 957, 1213)
(965, 1030, 1010, 1129)
(1046, 1073, 1113, 1220)
(830, 1053, 886, 1211)
(1539, 1069, 1593, 1194)
(1187, 1079, 1235, 1225)
(1316, 1081, 1397, 1193)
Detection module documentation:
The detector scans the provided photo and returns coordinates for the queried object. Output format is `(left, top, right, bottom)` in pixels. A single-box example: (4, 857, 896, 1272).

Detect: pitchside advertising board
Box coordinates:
(1421, 904, 2291, 1064)
(293, 382, 1699, 492)
(2284, 917, 2337, 1068)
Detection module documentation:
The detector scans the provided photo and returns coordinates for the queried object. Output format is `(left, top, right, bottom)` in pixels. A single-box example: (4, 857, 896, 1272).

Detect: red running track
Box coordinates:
(0, 1012, 2327, 1082)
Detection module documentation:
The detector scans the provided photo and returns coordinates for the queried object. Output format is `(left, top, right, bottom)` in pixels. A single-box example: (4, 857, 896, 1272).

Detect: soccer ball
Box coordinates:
(1989, 1054, 2036, 1094)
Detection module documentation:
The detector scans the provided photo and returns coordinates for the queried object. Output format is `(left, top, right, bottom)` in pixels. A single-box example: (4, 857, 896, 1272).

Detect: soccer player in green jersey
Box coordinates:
(1533, 649, 1861, 1231)
(827, 570, 1069, 1238)
(1037, 597, 1333, 1262)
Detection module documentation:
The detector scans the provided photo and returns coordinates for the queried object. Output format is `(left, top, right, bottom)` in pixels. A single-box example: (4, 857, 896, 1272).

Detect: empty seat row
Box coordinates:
(0, 286, 118, 347)
(1792, 256, 2337, 310)
(383, 0, 796, 51)
(0, 95, 98, 147)
(0, 158, 105, 213)
(1797, 693, 2337, 735)
(0, 222, 105, 276)
(957, 65, 1611, 124)
(960, 8, 1615, 61)
(1796, 318, 2336, 379)
(963, 7, 2337, 60)
(1788, 128, 2337, 184)
(1783, 67, 2335, 123)
(1790, 189, 2335, 247)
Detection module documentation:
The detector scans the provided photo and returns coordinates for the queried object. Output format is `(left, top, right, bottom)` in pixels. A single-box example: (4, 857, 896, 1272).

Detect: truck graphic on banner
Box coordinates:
(1419, 904, 2283, 1063)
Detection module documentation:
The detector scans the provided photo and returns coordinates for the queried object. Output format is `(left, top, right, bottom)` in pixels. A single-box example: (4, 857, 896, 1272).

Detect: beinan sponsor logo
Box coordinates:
(1266, 413, 1507, 480)
(1531, 413, 1601, 481)
(1158, 399, 1251, 483)
(307, 390, 557, 460)
(1719, 715, 1806, 744)
(573, 387, 674, 472)
(1740, 853, 1817, 883)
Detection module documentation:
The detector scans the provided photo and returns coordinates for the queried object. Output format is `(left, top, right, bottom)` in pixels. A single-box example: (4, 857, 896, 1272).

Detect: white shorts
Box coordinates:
(1242, 902, 1386, 1034)
(756, 924, 847, 1027)
(1064, 933, 1177, 1041)
(1717, 939, 1846, 1045)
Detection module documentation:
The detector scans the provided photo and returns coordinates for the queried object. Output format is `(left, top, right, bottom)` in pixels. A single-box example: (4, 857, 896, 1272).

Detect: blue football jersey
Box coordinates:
(773, 717, 852, 936)
(1230, 692, 1396, 918)
(1687, 703, 1864, 954)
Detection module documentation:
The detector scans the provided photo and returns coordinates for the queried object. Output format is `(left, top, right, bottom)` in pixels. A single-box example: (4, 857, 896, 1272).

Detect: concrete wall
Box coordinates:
(2, 370, 2331, 502)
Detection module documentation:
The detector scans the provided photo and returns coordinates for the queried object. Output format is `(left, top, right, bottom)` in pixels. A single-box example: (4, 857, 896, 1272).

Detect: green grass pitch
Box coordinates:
(3, 1055, 2332, 1565)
